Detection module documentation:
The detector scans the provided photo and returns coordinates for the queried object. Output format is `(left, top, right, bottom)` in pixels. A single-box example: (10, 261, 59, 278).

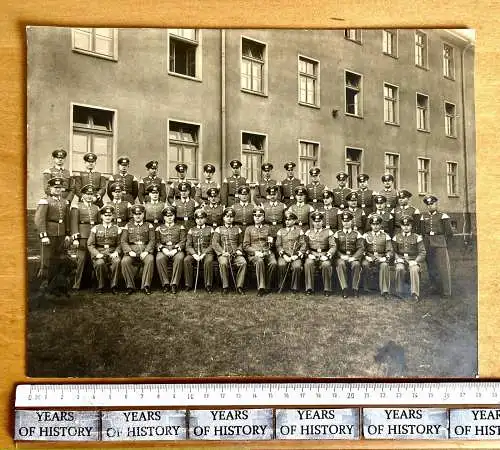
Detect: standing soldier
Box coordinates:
(212, 208, 247, 294)
(34, 177, 71, 293)
(280, 162, 302, 207)
(243, 206, 277, 296)
(155, 205, 186, 294)
(261, 185, 287, 241)
(167, 163, 195, 203)
(106, 156, 139, 204)
(334, 210, 364, 298)
(377, 174, 398, 211)
(73, 152, 106, 206)
(319, 190, 340, 232)
(332, 171, 351, 210)
(233, 186, 254, 235)
(304, 211, 336, 296)
(344, 191, 366, 232)
(356, 173, 374, 214)
(203, 187, 224, 228)
(43, 149, 74, 202)
(87, 205, 122, 294)
(306, 167, 326, 205)
(172, 181, 199, 231)
(70, 184, 100, 290)
(221, 159, 247, 207)
(288, 186, 315, 232)
(184, 209, 214, 293)
(276, 211, 305, 293)
(138, 160, 167, 204)
(420, 195, 453, 298)
(366, 195, 394, 236)
(255, 163, 280, 204)
(144, 185, 165, 226)
(107, 183, 132, 227)
(361, 215, 393, 298)
(195, 163, 220, 205)
(392, 216, 426, 301)
(393, 189, 420, 234)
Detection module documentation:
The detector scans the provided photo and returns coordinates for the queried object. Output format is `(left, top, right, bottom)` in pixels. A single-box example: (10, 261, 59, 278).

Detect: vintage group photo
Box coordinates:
(26, 27, 477, 378)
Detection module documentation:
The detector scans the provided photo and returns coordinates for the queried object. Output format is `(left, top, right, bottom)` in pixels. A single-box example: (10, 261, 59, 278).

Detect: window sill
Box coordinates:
(444, 75, 456, 81)
(384, 121, 400, 127)
(417, 128, 431, 134)
(383, 52, 399, 60)
(72, 48, 118, 62)
(415, 64, 429, 71)
(446, 134, 457, 139)
(168, 71, 202, 83)
(418, 192, 430, 196)
(448, 194, 460, 198)
(345, 112, 364, 119)
(241, 88, 268, 98)
(298, 101, 320, 110)
(345, 38, 362, 45)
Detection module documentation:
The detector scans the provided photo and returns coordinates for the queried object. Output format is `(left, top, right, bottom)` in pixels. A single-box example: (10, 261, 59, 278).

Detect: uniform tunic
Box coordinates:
(120, 221, 155, 289)
(233, 202, 254, 235)
(356, 188, 374, 213)
(144, 201, 166, 226)
(287, 203, 315, 232)
(332, 187, 352, 209)
(319, 205, 340, 231)
(280, 177, 302, 206)
(87, 224, 121, 289)
(212, 225, 247, 289)
(167, 179, 196, 203)
(343, 207, 366, 231)
(366, 211, 394, 236)
(195, 180, 220, 205)
(138, 176, 167, 203)
(304, 228, 336, 292)
(243, 224, 277, 290)
(255, 178, 281, 203)
(107, 200, 132, 226)
(74, 170, 106, 204)
(184, 225, 214, 289)
(392, 232, 426, 297)
(43, 167, 74, 201)
(172, 198, 199, 230)
(361, 230, 393, 294)
(393, 205, 420, 234)
(203, 203, 225, 228)
(276, 226, 305, 291)
(262, 200, 287, 239)
(334, 229, 364, 290)
(306, 182, 326, 205)
(155, 223, 186, 287)
(377, 188, 398, 210)
(107, 173, 139, 203)
(221, 175, 247, 206)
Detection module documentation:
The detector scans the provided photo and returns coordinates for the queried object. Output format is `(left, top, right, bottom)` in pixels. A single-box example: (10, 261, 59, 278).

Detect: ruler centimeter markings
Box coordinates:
(14, 382, 500, 408)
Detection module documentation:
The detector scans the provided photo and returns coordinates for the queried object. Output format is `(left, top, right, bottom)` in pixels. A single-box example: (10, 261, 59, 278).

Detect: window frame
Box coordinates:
(344, 69, 364, 118)
(415, 30, 428, 69)
(344, 29, 362, 44)
(383, 82, 400, 126)
(384, 152, 400, 189)
(298, 139, 320, 184)
(240, 35, 268, 97)
(417, 157, 432, 195)
(297, 54, 320, 108)
(241, 130, 268, 183)
(382, 29, 398, 58)
(444, 101, 457, 138)
(416, 92, 430, 132)
(446, 160, 459, 197)
(167, 118, 202, 181)
(167, 29, 203, 82)
(71, 28, 119, 61)
(345, 146, 364, 189)
(443, 42, 456, 80)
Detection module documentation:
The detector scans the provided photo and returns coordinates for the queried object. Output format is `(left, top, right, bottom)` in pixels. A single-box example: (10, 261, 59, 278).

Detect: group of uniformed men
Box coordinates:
(35, 149, 454, 302)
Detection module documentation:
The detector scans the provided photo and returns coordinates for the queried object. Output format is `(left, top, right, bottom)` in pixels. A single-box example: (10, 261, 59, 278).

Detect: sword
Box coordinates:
(194, 233, 201, 293)
(225, 233, 237, 289)
(278, 238, 298, 293)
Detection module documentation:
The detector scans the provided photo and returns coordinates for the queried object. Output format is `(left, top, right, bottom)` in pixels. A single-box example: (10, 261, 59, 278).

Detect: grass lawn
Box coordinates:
(27, 254, 477, 378)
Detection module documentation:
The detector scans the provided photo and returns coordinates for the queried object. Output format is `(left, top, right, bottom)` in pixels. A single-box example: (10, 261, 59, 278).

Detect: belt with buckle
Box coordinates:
(317, 249, 322, 253)
(183, 217, 189, 221)
(312, 199, 318, 203)
(361, 203, 366, 207)
(103, 244, 110, 249)
(271, 221, 277, 225)
(404, 253, 409, 257)
(80, 221, 94, 225)
(134, 241, 144, 245)
(374, 252, 379, 257)
(340, 204, 345, 208)
(430, 231, 436, 235)
(346, 251, 351, 255)
(154, 219, 159, 224)
(213, 223, 217, 227)
(117, 218, 122, 223)
(166, 241, 172, 245)
(298, 222, 303, 226)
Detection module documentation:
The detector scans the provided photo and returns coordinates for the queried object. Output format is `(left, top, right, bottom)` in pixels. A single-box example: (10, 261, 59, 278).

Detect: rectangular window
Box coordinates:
(241, 132, 266, 183)
(344, 29, 362, 43)
(445, 102, 456, 137)
(382, 29, 398, 57)
(345, 71, 363, 117)
(168, 121, 199, 179)
(447, 161, 459, 196)
(418, 158, 431, 194)
(168, 29, 200, 79)
(241, 37, 267, 95)
(443, 43, 455, 79)
(384, 83, 399, 124)
(72, 105, 114, 175)
(384, 153, 400, 189)
(298, 56, 320, 107)
(345, 147, 363, 189)
(72, 28, 118, 60)
(415, 30, 428, 68)
(416, 93, 430, 131)
(299, 140, 319, 184)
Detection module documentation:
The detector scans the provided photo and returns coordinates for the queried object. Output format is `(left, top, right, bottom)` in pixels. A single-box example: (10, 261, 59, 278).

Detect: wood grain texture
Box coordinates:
(0, 0, 497, 448)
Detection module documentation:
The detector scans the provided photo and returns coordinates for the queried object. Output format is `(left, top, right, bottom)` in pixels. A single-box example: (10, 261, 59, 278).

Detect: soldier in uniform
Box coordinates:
(167, 163, 195, 203)
(34, 177, 71, 293)
(120, 204, 155, 295)
(255, 163, 280, 204)
(233, 185, 254, 235)
(172, 181, 198, 231)
(393, 189, 420, 234)
(43, 149, 74, 202)
(106, 156, 139, 204)
(144, 185, 165, 226)
(221, 159, 247, 207)
(304, 211, 336, 296)
(212, 208, 247, 294)
(366, 194, 394, 236)
(73, 152, 106, 206)
(195, 163, 220, 205)
(356, 173, 374, 214)
(306, 167, 326, 205)
(334, 210, 364, 298)
(361, 215, 393, 298)
(288, 185, 315, 232)
(319, 190, 340, 232)
(243, 206, 277, 296)
(203, 187, 224, 228)
(138, 160, 167, 204)
(155, 205, 186, 294)
(332, 171, 351, 209)
(87, 205, 122, 294)
(392, 216, 426, 301)
(107, 183, 132, 227)
(344, 191, 366, 231)
(280, 162, 302, 206)
(420, 195, 453, 298)
(276, 211, 305, 293)
(70, 184, 100, 290)
(184, 209, 214, 292)
(261, 185, 287, 241)
(377, 174, 398, 211)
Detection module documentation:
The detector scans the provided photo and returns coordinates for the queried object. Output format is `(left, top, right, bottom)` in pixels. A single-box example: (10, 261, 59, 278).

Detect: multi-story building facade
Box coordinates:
(27, 27, 475, 233)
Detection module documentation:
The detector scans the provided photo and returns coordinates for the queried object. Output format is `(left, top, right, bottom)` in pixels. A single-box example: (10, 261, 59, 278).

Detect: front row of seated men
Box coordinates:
(37, 177, 431, 302)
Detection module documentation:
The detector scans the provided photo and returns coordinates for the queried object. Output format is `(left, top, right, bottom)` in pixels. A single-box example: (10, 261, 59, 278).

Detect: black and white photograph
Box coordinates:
(26, 27, 477, 378)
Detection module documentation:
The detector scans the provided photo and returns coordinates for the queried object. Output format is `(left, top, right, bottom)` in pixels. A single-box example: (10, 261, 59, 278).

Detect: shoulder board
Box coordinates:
(361, 211, 366, 216)
(389, 214, 393, 219)
(309, 206, 315, 212)
(42, 168, 52, 174)
(196, 183, 201, 188)
(155, 226, 161, 232)
(276, 181, 281, 185)
(385, 233, 391, 240)
(188, 229, 193, 235)
(90, 226, 97, 233)
(127, 202, 132, 207)
(108, 176, 115, 181)
(133, 176, 138, 181)
(117, 228, 122, 234)
(299, 230, 304, 235)
(214, 227, 221, 233)
(194, 201, 199, 207)
(420, 215, 425, 220)
(441, 213, 450, 219)
(333, 231, 339, 238)
(216, 183, 221, 189)
(148, 223, 153, 229)
(336, 210, 342, 215)
(392, 235, 398, 241)
(277, 229, 282, 236)
(123, 224, 129, 230)
(416, 234, 423, 242)
(356, 231, 363, 238)
(223, 178, 228, 183)
(390, 208, 395, 213)
(328, 230, 334, 236)
(305, 230, 311, 236)
(414, 208, 420, 214)
(138, 180, 144, 184)
(37, 198, 48, 205)
(171, 202, 177, 207)
(373, 191, 380, 196)
(71, 204, 78, 209)
(161, 179, 166, 184)
(362, 233, 368, 239)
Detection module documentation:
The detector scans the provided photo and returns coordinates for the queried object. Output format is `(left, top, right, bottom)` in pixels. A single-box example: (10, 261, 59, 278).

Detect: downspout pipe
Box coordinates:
(221, 30, 227, 181)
